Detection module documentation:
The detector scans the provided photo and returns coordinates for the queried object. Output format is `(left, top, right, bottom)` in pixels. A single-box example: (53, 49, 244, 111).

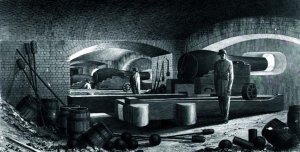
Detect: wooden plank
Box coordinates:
(114, 99, 125, 120)
(125, 97, 139, 104)
(122, 95, 284, 121)
(68, 93, 187, 113)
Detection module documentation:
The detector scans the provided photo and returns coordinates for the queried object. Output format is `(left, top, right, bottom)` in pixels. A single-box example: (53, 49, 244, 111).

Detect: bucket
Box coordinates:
(41, 98, 59, 125)
(76, 123, 113, 149)
(248, 129, 257, 143)
(67, 107, 90, 149)
(57, 105, 80, 137)
(16, 95, 40, 121)
(288, 105, 300, 138)
(262, 118, 299, 150)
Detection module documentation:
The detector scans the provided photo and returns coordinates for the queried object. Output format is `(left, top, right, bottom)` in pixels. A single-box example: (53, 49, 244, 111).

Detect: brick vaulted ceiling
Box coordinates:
(1, 0, 300, 40)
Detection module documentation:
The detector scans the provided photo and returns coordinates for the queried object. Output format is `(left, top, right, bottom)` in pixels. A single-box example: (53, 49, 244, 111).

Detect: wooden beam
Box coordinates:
(68, 93, 187, 113)
(116, 95, 284, 127)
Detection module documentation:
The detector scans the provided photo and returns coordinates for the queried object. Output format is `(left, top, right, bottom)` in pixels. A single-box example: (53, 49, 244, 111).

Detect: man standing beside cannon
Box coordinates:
(214, 49, 234, 123)
(130, 68, 141, 94)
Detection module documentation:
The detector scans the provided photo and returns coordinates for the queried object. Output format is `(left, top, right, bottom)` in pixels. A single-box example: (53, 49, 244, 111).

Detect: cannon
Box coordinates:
(70, 74, 93, 89)
(92, 68, 151, 91)
(177, 50, 275, 100)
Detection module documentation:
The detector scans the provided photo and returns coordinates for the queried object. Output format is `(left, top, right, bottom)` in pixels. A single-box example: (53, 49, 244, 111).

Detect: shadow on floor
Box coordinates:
(90, 113, 270, 135)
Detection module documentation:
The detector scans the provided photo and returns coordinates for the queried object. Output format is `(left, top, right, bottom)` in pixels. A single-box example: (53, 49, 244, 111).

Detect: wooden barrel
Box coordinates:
(41, 98, 59, 125)
(58, 105, 80, 137)
(67, 107, 90, 148)
(262, 118, 299, 150)
(76, 123, 113, 149)
(16, 95, 39, 121)
(288, 105, 300, 138)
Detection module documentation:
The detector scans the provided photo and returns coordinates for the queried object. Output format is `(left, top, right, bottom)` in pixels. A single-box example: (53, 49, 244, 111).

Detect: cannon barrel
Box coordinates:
(92, 68, 150, 84)
(71, 74, 93, 84)
(177, 50, 268, 81)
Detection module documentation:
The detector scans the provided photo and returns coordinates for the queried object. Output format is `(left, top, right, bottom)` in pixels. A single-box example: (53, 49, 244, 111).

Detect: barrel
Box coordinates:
(262, 118, 299, 150)
(67, 107, 90, 148)
(41, 98, 59, 125)
(287, 105, 300, 138)
(76, 123, 113, 149)
(57, 104, 80, 137)
(16, 95, 40, 122)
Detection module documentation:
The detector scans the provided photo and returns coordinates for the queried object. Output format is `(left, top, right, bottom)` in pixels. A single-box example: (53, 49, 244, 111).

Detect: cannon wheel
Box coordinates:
(242, 83, 257, 100)
(122, 83, 131, 92)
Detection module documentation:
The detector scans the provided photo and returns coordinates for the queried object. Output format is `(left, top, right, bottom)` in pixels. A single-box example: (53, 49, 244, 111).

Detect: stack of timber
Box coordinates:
(114, 95, 284, 127)
(67, 93, 187, 114)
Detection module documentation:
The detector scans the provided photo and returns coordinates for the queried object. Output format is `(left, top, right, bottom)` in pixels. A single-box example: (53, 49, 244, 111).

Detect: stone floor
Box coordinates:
(1, 97, 300, 152)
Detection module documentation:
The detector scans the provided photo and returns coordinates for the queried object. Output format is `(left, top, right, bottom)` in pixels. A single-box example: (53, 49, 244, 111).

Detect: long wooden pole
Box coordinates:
(16, 49, 66, 106)
(6, 137, 41, 152)
(25, 43, 36, 90)
(31, 41, 38, 96)
(22, 69, 40, 99)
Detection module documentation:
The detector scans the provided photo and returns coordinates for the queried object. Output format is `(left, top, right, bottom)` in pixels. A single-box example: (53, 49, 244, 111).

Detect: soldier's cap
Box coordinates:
(218, 49, 227, 55)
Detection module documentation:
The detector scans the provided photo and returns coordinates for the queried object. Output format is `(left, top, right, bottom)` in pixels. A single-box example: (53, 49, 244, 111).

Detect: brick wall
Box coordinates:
(116, 52, 149, 70)
(226, 39, 300, 108)
(0, 41, 69, 106)
(0, 40, 185, 105)
(184, 17, 300, 107)
(65, 40, 185, 88)
(185, 17, 300, 52)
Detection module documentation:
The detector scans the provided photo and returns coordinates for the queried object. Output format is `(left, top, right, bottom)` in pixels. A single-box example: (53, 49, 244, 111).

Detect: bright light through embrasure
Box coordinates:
(263, 54, 275, 72)
(68, 45, 99, 61)
(104, 48, 132, 60)
(202, 34, 300, 51)
(91, 68, 98, 76)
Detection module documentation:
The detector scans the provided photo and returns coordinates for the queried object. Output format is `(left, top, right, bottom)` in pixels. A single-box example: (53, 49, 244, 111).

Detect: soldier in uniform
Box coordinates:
(214, 49, 234, 123)
(129, 67, 141, 94)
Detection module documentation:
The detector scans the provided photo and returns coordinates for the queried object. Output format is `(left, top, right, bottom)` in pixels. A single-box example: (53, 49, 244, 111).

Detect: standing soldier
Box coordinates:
(214, 49, 234, 123)
(129, 68, 141, 94)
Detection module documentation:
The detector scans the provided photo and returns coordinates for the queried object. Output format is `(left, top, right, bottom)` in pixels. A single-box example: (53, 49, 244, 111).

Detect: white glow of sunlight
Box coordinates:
(91, 68, 99, 76)
(263, 54, 275, 72)
(202, 34, 300, 51)
(68, 45, 99, 61)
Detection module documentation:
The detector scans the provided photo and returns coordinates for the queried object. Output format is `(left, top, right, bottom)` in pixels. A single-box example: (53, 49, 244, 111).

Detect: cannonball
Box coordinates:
(114, 138, 126, 150)
(127, 138, 139, 150)
(121, 132, 132, 142)
(253, 136, 266, 150)
(102, 141, 114, 151)
(219, 139, 233, 149)
(149, 134, 161, 146)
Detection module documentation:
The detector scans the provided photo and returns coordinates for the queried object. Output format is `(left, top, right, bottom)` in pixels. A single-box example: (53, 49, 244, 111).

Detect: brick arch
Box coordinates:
(70, 60, 105, 66)
(186, 17, 300, 51)
(121, 56, 152, 71)
(203, 34, 300, 51)
(67, 41, 170, 61)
